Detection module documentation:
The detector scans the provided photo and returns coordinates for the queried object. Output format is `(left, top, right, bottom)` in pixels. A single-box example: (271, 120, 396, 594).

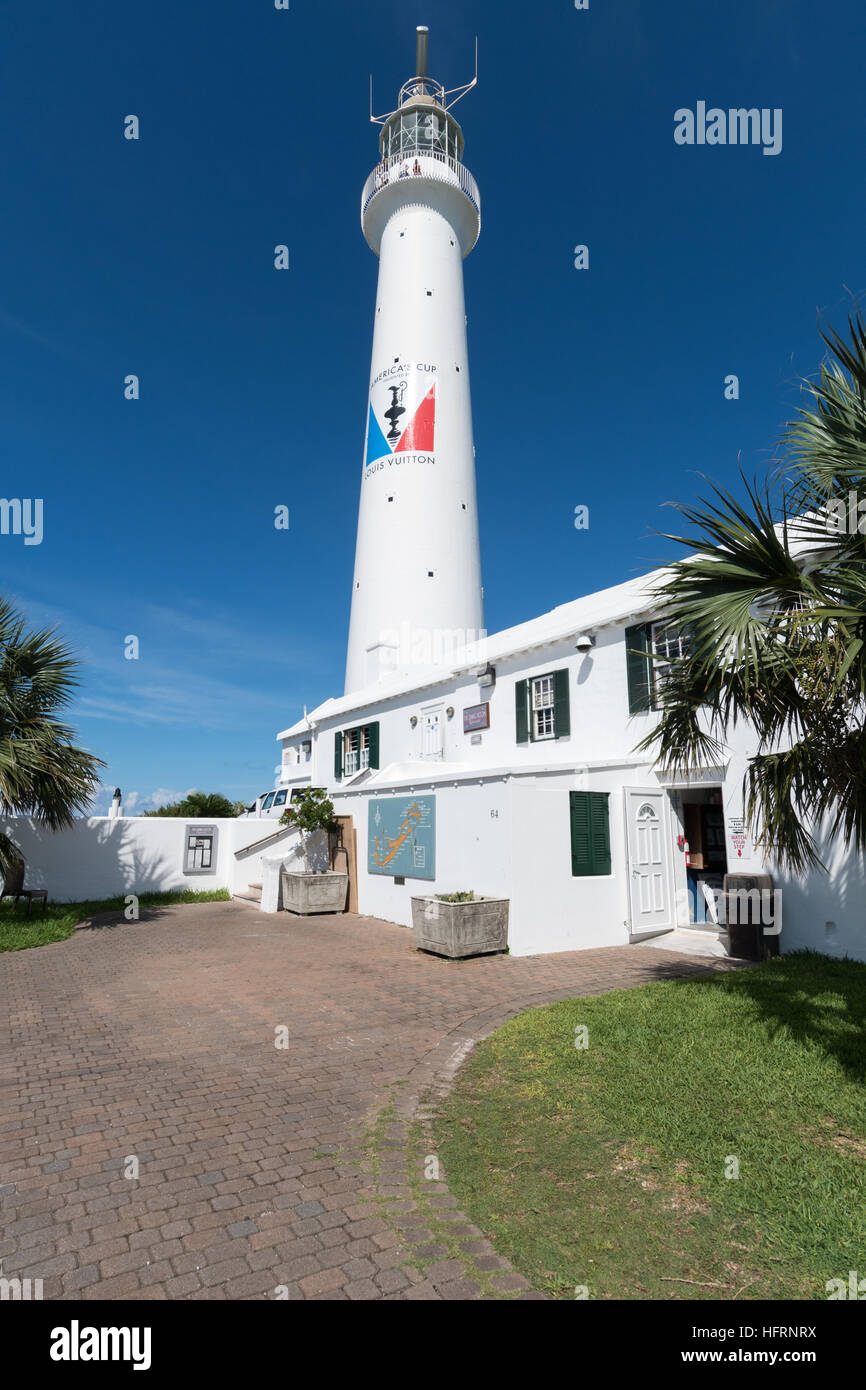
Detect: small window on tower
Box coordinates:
(387, 495, 394, 502)
(426, 291, 432, 297)
(427, 570, 434, 578)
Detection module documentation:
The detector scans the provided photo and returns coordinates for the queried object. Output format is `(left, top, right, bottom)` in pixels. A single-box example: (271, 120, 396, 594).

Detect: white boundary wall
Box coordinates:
(0, 816, 288, 903)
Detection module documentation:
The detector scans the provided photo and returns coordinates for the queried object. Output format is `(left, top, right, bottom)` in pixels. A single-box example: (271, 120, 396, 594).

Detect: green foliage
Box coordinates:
(0, 597, 104, 875)
(638, 310, 866, 871)
(279, 787, 337, 835)
(143, 791, 238, 819)
(435, 890, 476, 902)
(436, 953, 866, 1300)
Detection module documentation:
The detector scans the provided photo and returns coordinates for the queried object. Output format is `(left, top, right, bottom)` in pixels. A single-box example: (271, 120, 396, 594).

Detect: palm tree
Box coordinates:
(0, 597, 104, 873)
(637, 311, 866, 873)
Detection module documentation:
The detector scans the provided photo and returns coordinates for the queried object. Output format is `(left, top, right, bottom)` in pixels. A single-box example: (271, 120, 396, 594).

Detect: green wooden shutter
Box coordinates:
(553, 668, 570, 738)
(367, 721, 380, 769)
(625, 624, 652, 713)
(515, 679, 529, 743)
(334, 731, 343, 780)
(569, 792, 592, 876)
(570, 791, 611, 876)
(589, 792, 611, 874)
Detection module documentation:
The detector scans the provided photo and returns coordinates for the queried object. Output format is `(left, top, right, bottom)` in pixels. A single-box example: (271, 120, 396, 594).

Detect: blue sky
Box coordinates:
(2, 0, 864, 812)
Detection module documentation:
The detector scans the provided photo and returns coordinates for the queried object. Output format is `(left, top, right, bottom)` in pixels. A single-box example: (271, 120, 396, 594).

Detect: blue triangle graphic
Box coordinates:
(366, 404, 392, 465)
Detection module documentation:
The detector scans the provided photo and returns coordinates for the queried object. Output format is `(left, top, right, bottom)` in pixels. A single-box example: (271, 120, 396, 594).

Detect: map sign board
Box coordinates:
(368, 796, 436, 879)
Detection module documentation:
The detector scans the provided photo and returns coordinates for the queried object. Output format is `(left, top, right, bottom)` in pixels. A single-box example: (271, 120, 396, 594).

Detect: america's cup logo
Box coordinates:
(365, 362, 437, 467)
(384, 382, 407, 442)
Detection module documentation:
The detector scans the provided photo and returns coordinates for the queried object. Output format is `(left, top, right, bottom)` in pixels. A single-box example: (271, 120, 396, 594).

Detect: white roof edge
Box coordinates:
(276, 697, 340, 741)
(277, 567, 670, 735)
(331, 754, 655, 792)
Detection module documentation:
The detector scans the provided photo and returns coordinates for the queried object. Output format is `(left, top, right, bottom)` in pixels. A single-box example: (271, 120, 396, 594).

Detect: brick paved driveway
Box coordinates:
(0, 902, 743, 1300)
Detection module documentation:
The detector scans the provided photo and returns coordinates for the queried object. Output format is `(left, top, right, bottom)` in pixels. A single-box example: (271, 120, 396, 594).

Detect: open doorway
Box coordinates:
(676, 788, 728, 929)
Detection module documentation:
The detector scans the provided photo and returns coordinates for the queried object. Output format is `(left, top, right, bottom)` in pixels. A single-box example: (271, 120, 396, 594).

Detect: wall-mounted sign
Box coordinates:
(183, 824, 218, 875)
(368, 796, 435, 879)
(727, 816, 750, 860)
(463, 703, 490, 733)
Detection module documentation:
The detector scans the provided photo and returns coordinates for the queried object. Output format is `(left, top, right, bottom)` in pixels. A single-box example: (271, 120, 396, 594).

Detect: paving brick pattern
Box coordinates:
(0, 901, 745, 1299)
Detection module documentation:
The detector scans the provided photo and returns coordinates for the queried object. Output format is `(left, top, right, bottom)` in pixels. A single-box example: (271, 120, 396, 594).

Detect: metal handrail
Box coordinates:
(234, 822, 298, 860)
(362, 153, 480, 219)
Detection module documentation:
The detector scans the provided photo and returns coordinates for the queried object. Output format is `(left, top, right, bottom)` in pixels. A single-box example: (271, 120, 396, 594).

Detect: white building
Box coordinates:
(273, 568, 863, 960)
(266, 28, 865, 963)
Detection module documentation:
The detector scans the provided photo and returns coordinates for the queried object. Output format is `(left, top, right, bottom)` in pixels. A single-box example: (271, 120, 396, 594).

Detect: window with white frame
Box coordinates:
(343, 726, 370, 776)
(335, 721, 379, 779)
(531, 675, 555, 740)
(651, 623, 692, 703)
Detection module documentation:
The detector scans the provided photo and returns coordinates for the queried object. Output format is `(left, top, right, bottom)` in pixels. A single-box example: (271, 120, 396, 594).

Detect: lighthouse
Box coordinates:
(344, 27, 484, 694)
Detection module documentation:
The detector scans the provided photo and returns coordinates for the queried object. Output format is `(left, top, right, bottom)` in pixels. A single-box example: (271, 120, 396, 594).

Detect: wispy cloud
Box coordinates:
(0, 307, 83, 365)
(0, 585, 330, 732)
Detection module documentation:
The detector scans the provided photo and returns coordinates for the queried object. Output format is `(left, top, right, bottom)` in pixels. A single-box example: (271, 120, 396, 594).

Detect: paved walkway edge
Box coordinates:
(363, 956, 748, 1300)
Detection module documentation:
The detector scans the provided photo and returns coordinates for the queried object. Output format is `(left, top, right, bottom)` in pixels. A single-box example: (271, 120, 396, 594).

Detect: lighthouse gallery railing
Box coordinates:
(361, 153, 480, 221)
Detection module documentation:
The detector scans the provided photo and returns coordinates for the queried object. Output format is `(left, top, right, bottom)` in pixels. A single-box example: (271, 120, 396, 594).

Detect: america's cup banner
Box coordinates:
(364, 361, 437, 474)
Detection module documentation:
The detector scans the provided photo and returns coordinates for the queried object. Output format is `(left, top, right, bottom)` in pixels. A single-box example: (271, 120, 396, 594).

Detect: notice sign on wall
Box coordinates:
(463, 703, 490, 733)
(368, 796, 435, 879)
(727, 817, 749, 860)
(184, 824, 218, 875)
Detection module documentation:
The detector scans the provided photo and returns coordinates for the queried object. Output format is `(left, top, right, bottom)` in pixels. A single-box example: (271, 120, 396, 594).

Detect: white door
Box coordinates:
(625, 788, 673, 934)
(421, 707, 443, 759)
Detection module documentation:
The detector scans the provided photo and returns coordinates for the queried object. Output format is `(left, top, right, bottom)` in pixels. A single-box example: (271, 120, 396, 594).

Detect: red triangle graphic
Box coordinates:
(395, 383, 436, 452)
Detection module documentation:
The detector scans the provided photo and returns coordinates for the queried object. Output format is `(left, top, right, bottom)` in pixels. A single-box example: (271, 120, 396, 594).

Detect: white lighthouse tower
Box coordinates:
(344, 27, 484, 694)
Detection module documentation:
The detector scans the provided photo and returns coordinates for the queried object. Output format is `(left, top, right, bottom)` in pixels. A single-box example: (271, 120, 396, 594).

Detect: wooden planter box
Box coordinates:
(411, 896, 509, 959)
(281, 870, 348, 916)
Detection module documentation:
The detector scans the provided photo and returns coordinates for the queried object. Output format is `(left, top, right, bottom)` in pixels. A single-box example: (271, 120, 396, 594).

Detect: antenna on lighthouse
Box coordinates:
(415, 26, 429, 80)
(370, 27, 478, 124)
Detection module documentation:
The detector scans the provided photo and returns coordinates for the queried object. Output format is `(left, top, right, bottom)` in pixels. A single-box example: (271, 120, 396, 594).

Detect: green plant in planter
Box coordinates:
(435, 890, 476, 903)
(279, 788, 338, 871)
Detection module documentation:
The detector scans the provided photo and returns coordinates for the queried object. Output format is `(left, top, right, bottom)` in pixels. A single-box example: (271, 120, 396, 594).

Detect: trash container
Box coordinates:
(723, 873, 780, 959)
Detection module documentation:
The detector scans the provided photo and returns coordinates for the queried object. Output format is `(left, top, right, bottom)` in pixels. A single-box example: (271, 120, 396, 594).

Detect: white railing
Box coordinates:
(361, 153, 480, 220)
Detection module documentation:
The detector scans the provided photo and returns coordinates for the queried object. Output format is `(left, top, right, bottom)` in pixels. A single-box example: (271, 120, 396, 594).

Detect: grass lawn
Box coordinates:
(0, 889, 231, 953)
(435, 952, 866, 1300)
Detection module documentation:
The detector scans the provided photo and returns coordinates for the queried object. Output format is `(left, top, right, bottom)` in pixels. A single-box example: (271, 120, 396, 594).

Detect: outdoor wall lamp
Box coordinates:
(446, 706, 455, 719)
(574, 633, 596, 652)
(410, 715, 418, 727)
(475, 664, 496, 687)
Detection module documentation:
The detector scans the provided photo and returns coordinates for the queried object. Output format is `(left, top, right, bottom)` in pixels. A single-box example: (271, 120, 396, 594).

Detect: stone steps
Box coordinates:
(233, 884, 262, 904)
